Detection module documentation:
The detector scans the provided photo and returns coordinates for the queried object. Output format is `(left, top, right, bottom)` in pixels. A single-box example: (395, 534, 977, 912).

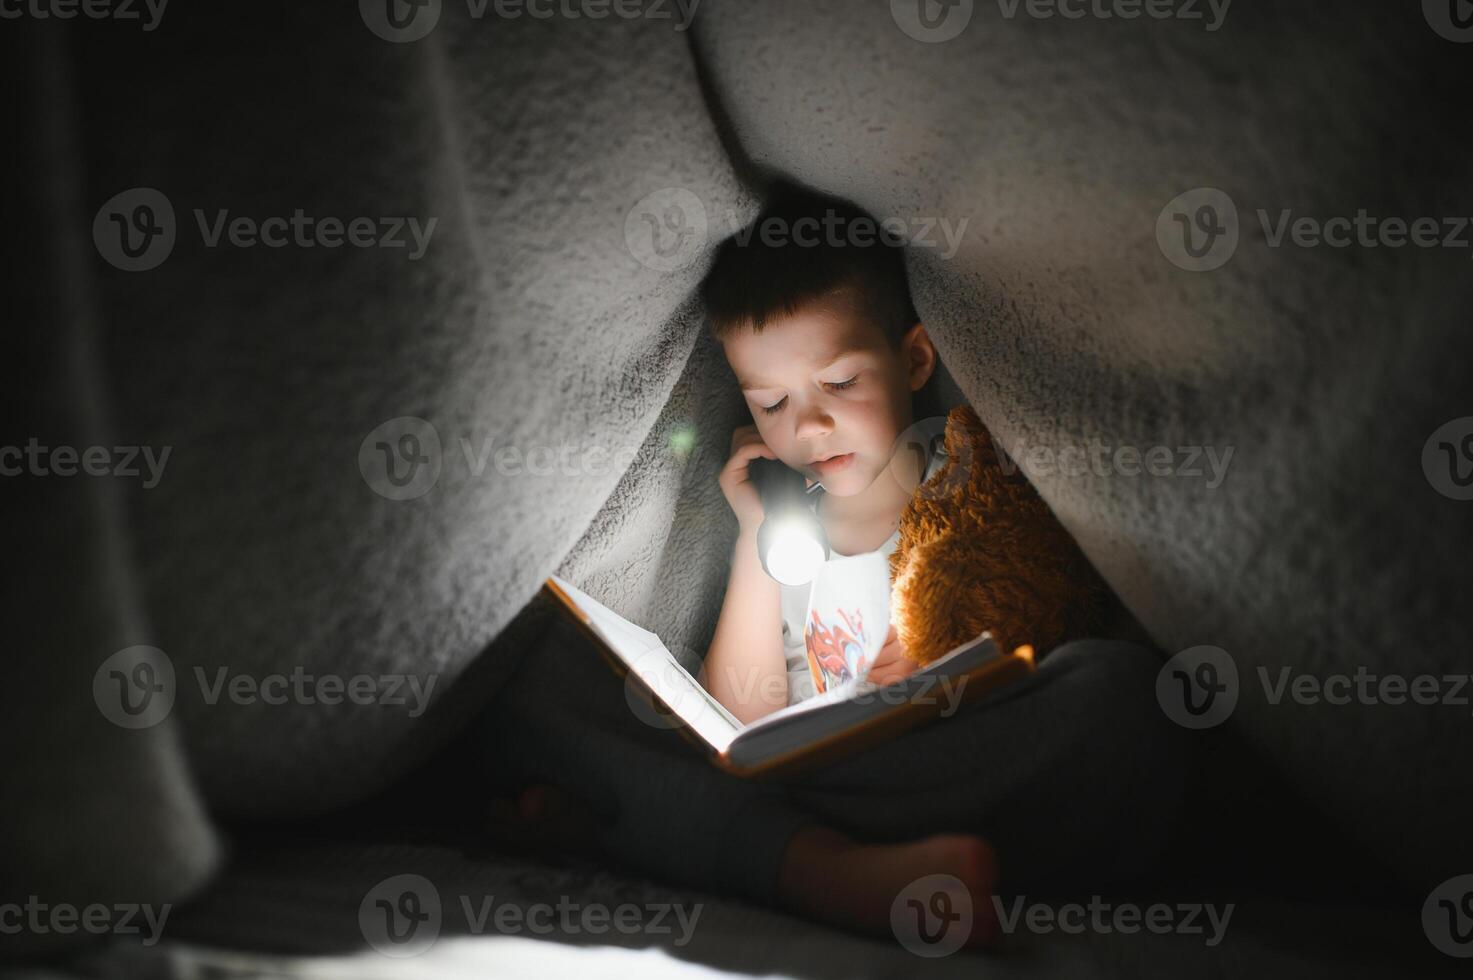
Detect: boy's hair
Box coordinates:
(699, 181, 920, 350)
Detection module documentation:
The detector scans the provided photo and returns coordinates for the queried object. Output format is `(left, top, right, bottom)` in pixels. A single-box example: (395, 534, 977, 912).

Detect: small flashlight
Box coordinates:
(748, 457, 830, 586)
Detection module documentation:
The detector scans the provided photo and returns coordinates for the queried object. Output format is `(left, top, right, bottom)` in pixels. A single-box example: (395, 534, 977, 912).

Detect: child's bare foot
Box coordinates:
(486, 783, 604, 859)
(776, 825, 1000, 948)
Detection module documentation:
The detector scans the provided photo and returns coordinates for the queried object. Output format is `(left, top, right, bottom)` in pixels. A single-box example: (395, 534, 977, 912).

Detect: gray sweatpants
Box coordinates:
(479, 614, 1190, 905)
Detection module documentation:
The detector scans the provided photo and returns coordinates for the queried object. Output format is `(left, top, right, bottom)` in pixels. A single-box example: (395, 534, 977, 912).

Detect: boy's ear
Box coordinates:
(903, 322, 938, 391)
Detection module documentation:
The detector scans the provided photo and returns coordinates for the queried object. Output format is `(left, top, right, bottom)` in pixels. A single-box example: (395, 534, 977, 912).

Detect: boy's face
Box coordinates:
(722, 287, 934, 498)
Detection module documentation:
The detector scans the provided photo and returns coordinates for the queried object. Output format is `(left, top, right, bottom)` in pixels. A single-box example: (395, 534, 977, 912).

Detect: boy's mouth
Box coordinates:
(810, 452, 855, 476)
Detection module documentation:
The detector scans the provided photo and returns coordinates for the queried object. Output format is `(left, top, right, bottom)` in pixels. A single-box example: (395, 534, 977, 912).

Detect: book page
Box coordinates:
(549, 575, 742, 753)
(548, 576, 1009, 775)
(739, 628, 993, 735)
(724, 632, 1002, 771)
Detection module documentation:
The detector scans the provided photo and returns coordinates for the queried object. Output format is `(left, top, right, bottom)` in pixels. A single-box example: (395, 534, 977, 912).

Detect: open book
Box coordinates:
(544, 574, 1036, 779)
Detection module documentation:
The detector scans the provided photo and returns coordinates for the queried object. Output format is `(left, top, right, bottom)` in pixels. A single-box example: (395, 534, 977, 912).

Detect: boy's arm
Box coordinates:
(699, 528, 790, 724)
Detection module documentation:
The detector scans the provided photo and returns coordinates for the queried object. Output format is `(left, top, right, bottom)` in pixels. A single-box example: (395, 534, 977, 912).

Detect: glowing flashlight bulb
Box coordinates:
(748, 456, 831, 585)
(764, 520, 827, 586)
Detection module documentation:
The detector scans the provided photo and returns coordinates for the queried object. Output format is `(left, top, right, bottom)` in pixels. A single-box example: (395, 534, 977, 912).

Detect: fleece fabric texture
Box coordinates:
(4, 2, 754, 924)
(5, 0, 1469, 925)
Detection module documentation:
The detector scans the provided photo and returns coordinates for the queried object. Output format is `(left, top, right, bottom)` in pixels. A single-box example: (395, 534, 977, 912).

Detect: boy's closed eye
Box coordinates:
(759, 376, 859, 415)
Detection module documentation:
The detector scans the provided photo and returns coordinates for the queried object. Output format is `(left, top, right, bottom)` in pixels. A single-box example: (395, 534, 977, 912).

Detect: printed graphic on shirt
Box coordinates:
(805, 606, 874, 695)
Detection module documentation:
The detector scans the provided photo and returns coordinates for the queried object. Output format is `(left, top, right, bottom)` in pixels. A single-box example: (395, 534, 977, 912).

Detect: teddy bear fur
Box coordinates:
(890, 404, 1109, 665)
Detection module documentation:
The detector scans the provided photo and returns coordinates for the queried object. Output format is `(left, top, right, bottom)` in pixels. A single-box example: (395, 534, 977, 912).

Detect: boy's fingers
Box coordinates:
(872, 632, 901, 667)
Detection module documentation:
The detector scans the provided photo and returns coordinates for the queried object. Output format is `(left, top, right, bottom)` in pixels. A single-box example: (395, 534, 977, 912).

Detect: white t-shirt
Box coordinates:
(780, 442, 949, 705)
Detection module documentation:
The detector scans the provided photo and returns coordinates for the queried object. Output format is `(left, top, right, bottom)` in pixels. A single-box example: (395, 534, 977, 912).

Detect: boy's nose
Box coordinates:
(795, 404, 834, 442)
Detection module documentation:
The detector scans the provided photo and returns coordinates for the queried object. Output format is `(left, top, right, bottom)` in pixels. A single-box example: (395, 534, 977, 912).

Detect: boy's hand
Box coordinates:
(866, 624, 921, 686)
(720, 424, 779, 535)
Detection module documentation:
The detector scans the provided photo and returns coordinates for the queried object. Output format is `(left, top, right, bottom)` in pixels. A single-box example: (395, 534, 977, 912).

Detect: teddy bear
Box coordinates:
(889, 404, 1109, 665)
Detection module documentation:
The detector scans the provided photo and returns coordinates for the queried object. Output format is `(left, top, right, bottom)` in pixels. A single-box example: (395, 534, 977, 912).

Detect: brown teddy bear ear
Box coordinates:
(949, 404, 1019, 499)
(915, 404, 987, 504)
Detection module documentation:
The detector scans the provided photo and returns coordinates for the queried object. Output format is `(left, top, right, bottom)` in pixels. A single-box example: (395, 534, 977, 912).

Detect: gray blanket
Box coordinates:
(5, 0, 1469, 939)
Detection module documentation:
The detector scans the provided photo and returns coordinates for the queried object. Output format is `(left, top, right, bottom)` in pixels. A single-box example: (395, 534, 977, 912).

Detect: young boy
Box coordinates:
(701, 186, 953, 722)
(483, 183, 1186, 948)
